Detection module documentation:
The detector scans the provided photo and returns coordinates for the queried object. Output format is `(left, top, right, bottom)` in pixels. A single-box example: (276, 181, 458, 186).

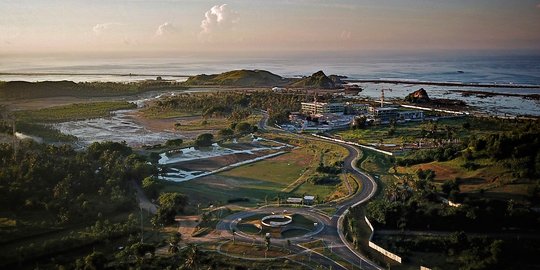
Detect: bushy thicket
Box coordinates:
(0, 141, 155, 223)
(149, 91, 303, 124)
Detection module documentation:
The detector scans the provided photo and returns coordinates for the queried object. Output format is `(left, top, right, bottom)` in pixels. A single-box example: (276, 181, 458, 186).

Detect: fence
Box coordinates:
(364, 216, 402, 263)
(311, 134, 394, 156)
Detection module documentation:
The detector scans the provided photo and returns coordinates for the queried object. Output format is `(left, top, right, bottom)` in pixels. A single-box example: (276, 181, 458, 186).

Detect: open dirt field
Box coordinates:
(169, 150, 279, 171)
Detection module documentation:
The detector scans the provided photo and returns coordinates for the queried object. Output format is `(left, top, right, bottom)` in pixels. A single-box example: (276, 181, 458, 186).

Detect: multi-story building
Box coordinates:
(345, 102, 369, 114)
(301, 102, 344, 115)
(397, 110, 424, 121)
(368, 106, 425, 123)
(368, 106, 399, 122)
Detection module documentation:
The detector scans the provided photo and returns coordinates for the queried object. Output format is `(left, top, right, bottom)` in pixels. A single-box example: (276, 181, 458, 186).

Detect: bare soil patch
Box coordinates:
(126, 110, 207, 139)
(168, 150, 277, 171)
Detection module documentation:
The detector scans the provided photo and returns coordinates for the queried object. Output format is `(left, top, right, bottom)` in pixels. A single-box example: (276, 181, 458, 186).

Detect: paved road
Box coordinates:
(215, 122, 381, 269)
(132, 181, 158, 214)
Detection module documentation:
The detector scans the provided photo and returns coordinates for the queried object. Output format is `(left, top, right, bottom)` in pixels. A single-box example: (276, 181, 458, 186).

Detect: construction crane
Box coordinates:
(380, 88, 392, 107)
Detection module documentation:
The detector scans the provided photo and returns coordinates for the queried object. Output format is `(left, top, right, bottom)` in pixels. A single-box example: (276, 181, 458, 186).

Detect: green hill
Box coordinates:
(184, 69, 289, 87)
(289, 71, 336, 89)
(0, 80, 186, 100)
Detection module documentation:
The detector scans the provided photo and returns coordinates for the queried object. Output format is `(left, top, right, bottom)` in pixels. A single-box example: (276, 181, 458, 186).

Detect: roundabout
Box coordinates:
(231, 211, 325, 240)
(213, 122, 381, 270)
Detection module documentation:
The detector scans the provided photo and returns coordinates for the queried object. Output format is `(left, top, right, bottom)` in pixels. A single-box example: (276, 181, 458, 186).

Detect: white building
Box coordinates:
(368, 106, 399, 122)
(301, 102, 345, 115)
(397, 110, 424, 121)
(345, 103, 369, 114)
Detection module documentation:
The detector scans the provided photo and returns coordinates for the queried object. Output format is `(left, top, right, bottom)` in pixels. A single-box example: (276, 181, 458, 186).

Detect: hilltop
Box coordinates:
(289, 70, 336, 89)
(183, 69, 290, 87)
(404, 88, 430, 103)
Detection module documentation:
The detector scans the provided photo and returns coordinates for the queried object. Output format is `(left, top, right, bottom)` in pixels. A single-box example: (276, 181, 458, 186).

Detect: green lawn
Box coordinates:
(221, 153, 306, 185)
(160, 176, 285, 208)
(172, 114, 261, 132)
(159, 134, 351, 208)
(141, 109, 201, 119)
(15, 101, 136, 123)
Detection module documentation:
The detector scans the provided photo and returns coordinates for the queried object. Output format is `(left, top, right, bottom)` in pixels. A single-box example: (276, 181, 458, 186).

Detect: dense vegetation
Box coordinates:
(146, 90, 303, 124)
(0, 141, 156, 267)
(343, 118, 540, 269)
(376, 232, 540, 270)
(15, 101, 137, 122)
(0, 80, 187, 100)
(398, 119, 540, 178)
(79, 242, 305, 270)
(184, 69, 290, 87)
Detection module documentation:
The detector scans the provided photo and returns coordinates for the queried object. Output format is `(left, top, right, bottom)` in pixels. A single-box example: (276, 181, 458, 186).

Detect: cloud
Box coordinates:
(199, 4, 239, 41)
(340, 30, 352, 41)
(92, 23, 121, 35)
(155, 22, 178, 36)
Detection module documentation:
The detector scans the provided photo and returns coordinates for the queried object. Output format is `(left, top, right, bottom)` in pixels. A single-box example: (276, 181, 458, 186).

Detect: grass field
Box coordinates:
(334, 117, 515, 146)
(220, 241, 289, 258)
(396, 155, 533, 200)
(220, 151, 307, 185)
(15, 101, 136, 123)
(159, 134, 352, 208)
(174, 115, 261, 132)
(140, 108, 202, 119)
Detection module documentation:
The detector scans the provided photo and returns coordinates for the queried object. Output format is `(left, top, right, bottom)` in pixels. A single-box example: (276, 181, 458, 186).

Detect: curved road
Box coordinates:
(217, 113, 381, 269)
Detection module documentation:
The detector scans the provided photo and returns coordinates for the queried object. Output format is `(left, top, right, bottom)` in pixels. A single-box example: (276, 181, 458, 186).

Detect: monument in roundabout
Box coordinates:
(235, 211, 320, 239)
(260, 214, 293, 228)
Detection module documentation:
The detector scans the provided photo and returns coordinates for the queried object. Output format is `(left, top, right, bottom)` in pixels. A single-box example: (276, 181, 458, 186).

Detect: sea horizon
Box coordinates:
(2, 52, 540, 86)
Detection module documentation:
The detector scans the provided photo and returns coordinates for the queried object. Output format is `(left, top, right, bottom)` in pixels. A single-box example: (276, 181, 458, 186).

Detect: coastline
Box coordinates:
(344, 79, 540, 89)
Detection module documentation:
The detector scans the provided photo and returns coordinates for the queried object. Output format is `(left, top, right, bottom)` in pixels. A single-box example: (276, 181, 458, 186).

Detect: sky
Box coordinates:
(1, 0, 540, 57)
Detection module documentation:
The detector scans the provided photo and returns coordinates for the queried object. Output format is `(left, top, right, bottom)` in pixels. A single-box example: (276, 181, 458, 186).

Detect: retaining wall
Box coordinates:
(364, 216, 402, 263)
(311, 134, 394, 156)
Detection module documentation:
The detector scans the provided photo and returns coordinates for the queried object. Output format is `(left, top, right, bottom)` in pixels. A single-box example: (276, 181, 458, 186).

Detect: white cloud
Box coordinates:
(199, 4, 239, 41)
(92, 23, 121, 35)
(340, 30, 351, 41)
(155, 22, 178, 36)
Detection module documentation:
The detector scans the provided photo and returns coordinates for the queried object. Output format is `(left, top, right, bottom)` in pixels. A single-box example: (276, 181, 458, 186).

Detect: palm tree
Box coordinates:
(184, 244, 199, 269)
(264, 235, 271, 251)
(168, 232, 181, 254)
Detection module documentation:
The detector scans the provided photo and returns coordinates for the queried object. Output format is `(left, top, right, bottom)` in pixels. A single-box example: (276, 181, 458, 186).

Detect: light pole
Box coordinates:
(139, 205, 144, 243)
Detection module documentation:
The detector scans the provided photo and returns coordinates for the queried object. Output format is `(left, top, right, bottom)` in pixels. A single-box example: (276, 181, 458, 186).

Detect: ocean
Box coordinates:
(1, 53, 539, 116)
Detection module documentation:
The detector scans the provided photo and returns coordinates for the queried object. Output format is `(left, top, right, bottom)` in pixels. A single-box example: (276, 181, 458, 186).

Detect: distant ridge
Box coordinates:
(184, 69, 290, 87)
(289, 70, 336, 89)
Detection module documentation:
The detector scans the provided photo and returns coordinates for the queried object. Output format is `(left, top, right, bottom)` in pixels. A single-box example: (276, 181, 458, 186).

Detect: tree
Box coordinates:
(83, 251, 107, 270)
(351, 116, 366, 129)
(442, 179, 460, 196)
(183, 244, 200, 269)
(217, 128, 234, 140)
(142, 177, 160, 199)
(235, 122, 254, 135)
(168, 233, 182, 254)
(165, 138, 183, 147)
(194, 133, 214, 147)
(132, 242, 156, 258)
(152, 192, 188, 225)
(264, 234, 271, 251)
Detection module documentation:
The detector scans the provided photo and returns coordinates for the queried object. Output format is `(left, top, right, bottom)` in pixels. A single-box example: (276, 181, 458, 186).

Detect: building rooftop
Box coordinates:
(286, 197, 303, 203)
(371, 107, 399, 111)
